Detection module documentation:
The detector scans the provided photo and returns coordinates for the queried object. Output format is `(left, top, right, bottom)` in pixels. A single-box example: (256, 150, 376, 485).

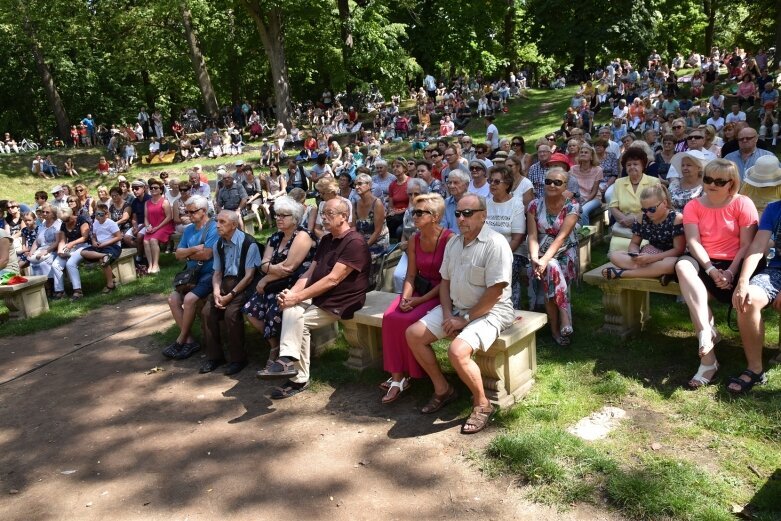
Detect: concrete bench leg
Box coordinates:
(476, 333, 538, 408)
(600, 286, 650, 338)
(112, 256, 137, 285)
(243, 219, 257, 236)
(340, 320, 383, 370)
(3, 285, 49, 319)
(310, 322, 339, 357)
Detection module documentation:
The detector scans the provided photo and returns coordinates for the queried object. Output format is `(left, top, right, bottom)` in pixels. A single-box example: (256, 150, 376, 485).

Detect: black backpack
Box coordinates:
(216, 231, 265, 298)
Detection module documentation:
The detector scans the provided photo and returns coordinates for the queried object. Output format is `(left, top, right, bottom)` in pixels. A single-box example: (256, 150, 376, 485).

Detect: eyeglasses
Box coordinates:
(443, 153, 454, 158)
(512, 142, 522, 146)
(411, 209, 432, 217)
(149, 186, 161, 191)
(320, 210, 343, 218)
(703, 176, 732, 187)
(132, 186, 144, 191)
(544, 178, 565, 187)
(94, 211, 107, 217)
(355, 181, 370, 186)
(687, 135, 704, 140)
(546, 136, 556, 141)
(488, 179, 505, 185)
(180, 188, 190, 192)
(672, 125, 684, 129)
(75, 189, 85, 193)
(275, 213, 292, 219)
(186, 208, 203, 215)
(641, 202, 663, 213)
(470, 166, 485, 171)
(454, 209, 483, 218)
(738, 136, 757, 142)
(67, 199, 77, 203)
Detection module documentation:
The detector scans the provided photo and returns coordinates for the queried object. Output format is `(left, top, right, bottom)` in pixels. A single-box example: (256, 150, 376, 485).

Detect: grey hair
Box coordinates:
(447, 169, 471, 185)
(406, 177, 429, 194)
(219, 210, 240, 224)
(58, 207, 73, 220)
(273, 195, 304, 222)
(461, 193, 487, 211)
(547, 166, 570, 183)
(374, 159, 388, 168)
(184, 195, 209, 211)
(355, 173, 372, 185)
(628, 140, 655, 163)
(499, 137, 510, 147)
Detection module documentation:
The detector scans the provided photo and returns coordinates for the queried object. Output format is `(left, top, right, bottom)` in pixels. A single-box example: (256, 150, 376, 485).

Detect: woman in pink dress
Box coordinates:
(380, 193, 454, 403)
(143, 177, 174, 274)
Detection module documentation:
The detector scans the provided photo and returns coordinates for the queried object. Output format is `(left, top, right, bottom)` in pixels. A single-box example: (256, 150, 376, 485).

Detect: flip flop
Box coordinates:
(601, 267, 624, 280)
(461, 404, 495, 434)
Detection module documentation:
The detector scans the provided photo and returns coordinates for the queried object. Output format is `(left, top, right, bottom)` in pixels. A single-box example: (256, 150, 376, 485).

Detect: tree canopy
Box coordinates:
(0, 0, 778, 138)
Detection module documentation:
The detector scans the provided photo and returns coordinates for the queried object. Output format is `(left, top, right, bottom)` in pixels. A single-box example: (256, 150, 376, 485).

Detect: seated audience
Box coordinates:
(28, 204, 62, 282)
(607, 147, 661, 251)
(51, 207, 90, 300)
(353, 173, 390, 261)
(406, 194, 515, 434)
(668, 150, 707, 212)
(80, 204, 124, 293)
(738, 156, 781, 216)
(144, 178, 174, 274)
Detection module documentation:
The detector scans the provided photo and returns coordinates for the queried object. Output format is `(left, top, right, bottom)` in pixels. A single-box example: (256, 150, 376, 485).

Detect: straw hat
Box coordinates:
(669, 150, 708, 179)
(744, 155, 781, 188)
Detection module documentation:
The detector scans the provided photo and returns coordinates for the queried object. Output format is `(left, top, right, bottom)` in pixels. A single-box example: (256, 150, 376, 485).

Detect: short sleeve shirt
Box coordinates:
(309, 230, 371, 319)
(683, 195, 758, 260)
(212, 229, 260, 276)
(0, 228, 19, 274)
(217, 184, 248, 211)
(758, 200, 781, 269)
(485, 196, 526, 253)
(92, 218, 120, 243)
(179, 220, 218, 275)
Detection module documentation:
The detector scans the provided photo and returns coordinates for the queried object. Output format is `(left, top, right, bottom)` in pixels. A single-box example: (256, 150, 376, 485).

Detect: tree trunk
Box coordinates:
(775, 1, 781, 69)
(140, 70, 156, 111)
(503, 0, 516, 76)
(26, 27, 69, 139)
(337, 0, 355, 101)
(181, 2, 220, 121)
(242, 1, 292, 129)
(703, 0, 716, 55)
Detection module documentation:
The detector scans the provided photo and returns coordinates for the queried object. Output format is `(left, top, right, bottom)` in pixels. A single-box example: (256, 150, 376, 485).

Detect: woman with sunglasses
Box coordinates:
(605, 184, 684, 280)
(486, 166, 527, 309)
(607, 147, 661, 251)
(143, 178, 174, 274)
(51, 207, 90, 300)
(508, 136, 532, 174)
(80, 203, 124, 294)
(527, 167, 580, 346)
(380, 193, 453, 403)
(353, 173, 389, 260)
(73, 183, 94, 222)
(675, 159, 760, 389)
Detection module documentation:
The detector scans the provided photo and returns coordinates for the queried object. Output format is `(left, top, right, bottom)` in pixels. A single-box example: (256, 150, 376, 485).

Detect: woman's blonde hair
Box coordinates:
(578, 144, 600, 167)
(704, 159, 740, 196)
(640, 184, 671, 207)
(315, 177, 338, 195)
(412, 193, 445, 219)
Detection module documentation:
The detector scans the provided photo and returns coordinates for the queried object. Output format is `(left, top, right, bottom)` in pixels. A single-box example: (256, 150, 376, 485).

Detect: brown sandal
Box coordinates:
(461, 404, 495, 434)
(421, 385, 457, 414)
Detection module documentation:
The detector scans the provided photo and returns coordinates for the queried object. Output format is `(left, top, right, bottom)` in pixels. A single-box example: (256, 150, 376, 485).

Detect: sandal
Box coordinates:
(271, 380, 309, 399)
(70, 290, 83, 302)
(51, 291, 66, 300)
(687, 361, 719, 389)
(101, 284, 116, 294)
(727, 369, 767, 395)
(381, 377, 411, 404)
(601, 267, 624, 280)
(379, 377, 394, 392)
(421, 385, 457, 414)
(769, 352, 781, 367)
(257, 358, 298, 379)
(462, 404, 496, 434)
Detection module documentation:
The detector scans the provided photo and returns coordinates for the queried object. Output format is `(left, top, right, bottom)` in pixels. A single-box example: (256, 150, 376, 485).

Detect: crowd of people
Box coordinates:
(2, 47, 781, 434)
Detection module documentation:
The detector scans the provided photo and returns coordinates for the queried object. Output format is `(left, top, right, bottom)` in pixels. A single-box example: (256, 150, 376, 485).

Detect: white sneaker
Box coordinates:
(773, 138, 777, 146)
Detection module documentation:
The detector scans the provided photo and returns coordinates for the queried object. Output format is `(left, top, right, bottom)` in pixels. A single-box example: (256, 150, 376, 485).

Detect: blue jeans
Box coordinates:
(580, 198, 603, 226)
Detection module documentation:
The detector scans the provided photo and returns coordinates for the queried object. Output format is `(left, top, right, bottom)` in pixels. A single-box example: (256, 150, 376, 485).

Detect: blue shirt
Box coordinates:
(724, 148, 776, 180)
(441, 195, 460, 233)
(179, 220, 219, 277)
(759, 201, 781, 269)
(212, 229, 261, 277)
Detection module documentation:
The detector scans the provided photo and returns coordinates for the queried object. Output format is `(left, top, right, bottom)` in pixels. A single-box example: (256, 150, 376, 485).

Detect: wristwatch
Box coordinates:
(463, 312, 471, 323)
(229, 290, 237, 297)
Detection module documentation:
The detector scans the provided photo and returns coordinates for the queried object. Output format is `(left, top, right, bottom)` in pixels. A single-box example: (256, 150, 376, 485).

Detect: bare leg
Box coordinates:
(676, 257, 718, 383)
(148, 239, 160, 272)
(448, 339, 488, 407)
(614, 256, 678, 278)
(406, 321, 449, 395)
(730, 286, 768, 391)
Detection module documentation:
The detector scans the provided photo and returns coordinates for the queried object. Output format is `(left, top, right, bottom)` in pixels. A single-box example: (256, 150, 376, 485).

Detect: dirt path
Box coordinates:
(0, 298, 621, 520)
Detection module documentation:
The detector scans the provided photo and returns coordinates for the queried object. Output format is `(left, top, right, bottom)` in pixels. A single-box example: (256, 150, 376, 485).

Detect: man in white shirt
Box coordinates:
(597, 126, 621, 158)
(706, 108, 725, 133)
(467, 160, 490, 197)
(485, 115, 499, 152)
(725, 103, 747, 124)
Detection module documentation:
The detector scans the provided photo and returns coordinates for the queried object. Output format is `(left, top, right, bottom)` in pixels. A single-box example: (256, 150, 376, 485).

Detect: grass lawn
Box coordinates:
(3, 85, 781, 520)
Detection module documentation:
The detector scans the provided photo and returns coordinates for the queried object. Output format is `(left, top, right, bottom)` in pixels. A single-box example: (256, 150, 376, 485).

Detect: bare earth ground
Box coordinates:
(0, 297, 623, 521)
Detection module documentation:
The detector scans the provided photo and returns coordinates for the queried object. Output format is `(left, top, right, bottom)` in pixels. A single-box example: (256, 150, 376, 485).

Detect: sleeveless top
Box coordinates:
(414, 228, 454, 284)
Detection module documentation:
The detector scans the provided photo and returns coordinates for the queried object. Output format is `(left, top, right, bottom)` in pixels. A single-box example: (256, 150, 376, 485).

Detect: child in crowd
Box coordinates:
(17, 211, 38, 272)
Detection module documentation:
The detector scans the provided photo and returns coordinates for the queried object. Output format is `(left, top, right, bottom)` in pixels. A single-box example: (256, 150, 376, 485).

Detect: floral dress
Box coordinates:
(668, 181, 703, 213)
(354, 197, 390, 259)
(631, 210, 683, 251)
(527, 198, 580, 321)
(242, 226, 316, 339)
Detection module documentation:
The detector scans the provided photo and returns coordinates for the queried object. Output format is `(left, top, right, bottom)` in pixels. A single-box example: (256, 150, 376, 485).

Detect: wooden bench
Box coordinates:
(336, 290, 548, 408)
(583, 262, 681, 338)
(0, 275, 49, 319)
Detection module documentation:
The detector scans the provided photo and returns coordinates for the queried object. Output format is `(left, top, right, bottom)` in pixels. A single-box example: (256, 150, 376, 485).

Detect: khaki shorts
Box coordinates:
(418, 305, 501, 352)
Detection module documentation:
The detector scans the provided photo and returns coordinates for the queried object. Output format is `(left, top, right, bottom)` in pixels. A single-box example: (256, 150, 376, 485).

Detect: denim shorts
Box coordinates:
(749, 267, 781, 306)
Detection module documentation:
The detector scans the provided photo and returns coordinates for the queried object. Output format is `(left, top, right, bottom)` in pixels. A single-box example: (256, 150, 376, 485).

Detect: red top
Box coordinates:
(388, 178, 410, 212)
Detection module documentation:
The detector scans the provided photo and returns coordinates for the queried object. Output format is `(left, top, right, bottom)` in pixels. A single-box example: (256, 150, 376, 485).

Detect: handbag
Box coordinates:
(173, 220, 212, 294)
(413, 274, 432, 296)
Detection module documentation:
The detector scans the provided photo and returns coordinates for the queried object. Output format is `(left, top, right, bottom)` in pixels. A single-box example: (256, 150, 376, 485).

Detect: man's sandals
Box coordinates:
(727, 369, 767, 395)
(420, 385, 457, 414)
(257, 358, 298, 379)
(462, 404, 496, 434)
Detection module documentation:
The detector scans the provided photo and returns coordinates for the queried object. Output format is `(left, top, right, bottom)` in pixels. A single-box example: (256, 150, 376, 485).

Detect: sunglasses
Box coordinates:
(75, 189, 85, 193)
(687, 135, 704, 140)
(186, 208, 203, 215)
(512, 142, 522, 146)
(180, 188, 190, 192)
(407, 192, 421, 197)
(411, 209, 432, 217)
(132, 186, 144, 191)
(149, 186, 162, 190)
(470, 166, 485, 171)
(94, 211, 107, 217)
(430, 153, 440, 158)
(703, 176, 732, 187)
(8, 205, 18, 209)
(488, 179, 505, 185)
(355, 181, 370, 185)
(454, 209, 483, 218)
(641, 202, 663, 213)
(544, 178, 565, 187)
(738, 136, 756, 142)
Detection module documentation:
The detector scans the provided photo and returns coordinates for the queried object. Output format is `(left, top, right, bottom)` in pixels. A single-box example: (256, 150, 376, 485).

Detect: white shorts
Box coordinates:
(418, 304, 502, 352)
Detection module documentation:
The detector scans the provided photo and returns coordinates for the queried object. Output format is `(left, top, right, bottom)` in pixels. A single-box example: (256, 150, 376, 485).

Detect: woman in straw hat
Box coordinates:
(739, 155, 781, 216)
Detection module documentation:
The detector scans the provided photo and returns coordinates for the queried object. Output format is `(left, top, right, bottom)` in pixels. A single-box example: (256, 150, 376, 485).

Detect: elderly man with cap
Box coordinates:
(199, 210, 261, 375)
(467, 159, 490, 197)
(188, 168, 213, 214)
(215, 168, 248, 217)
(724, 127, 776, 180)
(406, 193, 515, 434)
(258, 197, 370, 398)
(124, 179, 151, 251)
(738, 155, 781, 216)
(50, 185, 69, 212)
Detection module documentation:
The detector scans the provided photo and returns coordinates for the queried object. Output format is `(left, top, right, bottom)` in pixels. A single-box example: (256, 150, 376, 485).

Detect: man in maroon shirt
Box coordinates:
(258, 198, 371, 398)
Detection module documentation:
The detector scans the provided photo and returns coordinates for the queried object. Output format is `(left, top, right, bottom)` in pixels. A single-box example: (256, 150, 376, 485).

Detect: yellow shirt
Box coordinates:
(739, 183, 781, 217)
(609, 175, 661, 218)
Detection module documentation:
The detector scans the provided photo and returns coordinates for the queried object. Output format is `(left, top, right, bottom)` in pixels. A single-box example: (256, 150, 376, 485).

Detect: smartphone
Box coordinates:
(628, 252, 639, 257)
